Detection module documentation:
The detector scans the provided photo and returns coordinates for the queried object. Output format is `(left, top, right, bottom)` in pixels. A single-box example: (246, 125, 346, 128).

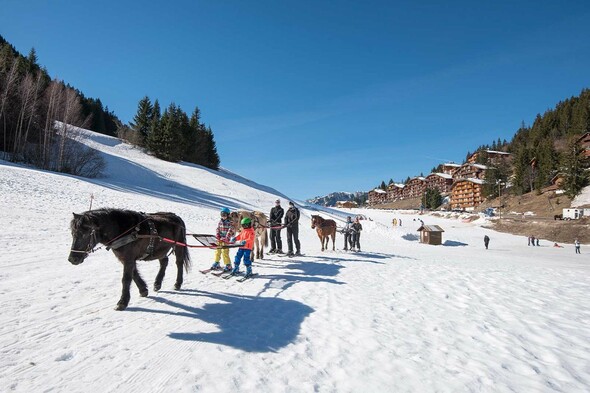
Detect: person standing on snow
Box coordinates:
(284, 201, 301, 257)
(351, 216, 363, 252)
(230, 217, 256, 276)
(484, 235, 490, 250)
(269, 199, 284, 254)
(575, 239, 581, 254)
(342, 216, 354, 251)
(210, 207, 235, 272)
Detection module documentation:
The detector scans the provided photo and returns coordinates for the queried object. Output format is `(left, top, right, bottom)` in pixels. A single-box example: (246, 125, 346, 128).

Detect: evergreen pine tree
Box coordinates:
(561, 137, 589, 198)
(130, 96, 153, 146)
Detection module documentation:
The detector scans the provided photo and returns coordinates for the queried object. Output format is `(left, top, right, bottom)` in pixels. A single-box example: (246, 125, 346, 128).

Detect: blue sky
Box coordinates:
(2, 1, 589, 199)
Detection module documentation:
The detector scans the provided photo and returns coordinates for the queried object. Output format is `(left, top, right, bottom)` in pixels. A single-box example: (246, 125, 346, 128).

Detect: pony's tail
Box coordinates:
(177, 218, 192, 273)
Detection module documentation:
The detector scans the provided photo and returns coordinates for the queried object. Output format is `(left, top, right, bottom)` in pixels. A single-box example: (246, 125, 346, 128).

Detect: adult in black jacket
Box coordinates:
(269, 199, 284, 253)
(351, 217, 363, 252)
(284, 201, 301, 256)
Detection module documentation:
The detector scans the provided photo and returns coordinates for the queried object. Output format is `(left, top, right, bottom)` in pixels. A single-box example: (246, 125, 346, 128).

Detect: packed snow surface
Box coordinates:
(1, 129, 589, 392)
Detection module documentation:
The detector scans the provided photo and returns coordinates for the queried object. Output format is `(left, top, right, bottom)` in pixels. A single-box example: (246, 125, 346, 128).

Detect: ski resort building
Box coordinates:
(336, 200, 358, 208)
(386, 183, 405, 201)
(425, 173, 453, 194)
(368, 189, 387, 205)
(577, 132, 590, 158)
(467, 150, 511, 165)
(403, 177, 426, 199)
(441, 163, 461, 175)
(450, 178, 485, 210)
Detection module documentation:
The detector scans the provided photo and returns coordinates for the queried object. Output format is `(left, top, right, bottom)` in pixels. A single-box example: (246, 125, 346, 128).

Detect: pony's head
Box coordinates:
(68, 212, 99, 265)
(311, 215, 321, 229)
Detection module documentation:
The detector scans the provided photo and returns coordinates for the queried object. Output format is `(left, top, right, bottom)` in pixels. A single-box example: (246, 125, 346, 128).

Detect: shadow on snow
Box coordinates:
(128, 290, 313, 353)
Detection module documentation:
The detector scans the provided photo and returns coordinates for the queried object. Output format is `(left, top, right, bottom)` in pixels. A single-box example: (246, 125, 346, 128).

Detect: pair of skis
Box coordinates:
(200, 268, 258, 282)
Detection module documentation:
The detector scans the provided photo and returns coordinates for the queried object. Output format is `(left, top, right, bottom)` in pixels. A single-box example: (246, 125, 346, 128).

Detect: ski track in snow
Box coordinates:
(1, 129, 590, 392)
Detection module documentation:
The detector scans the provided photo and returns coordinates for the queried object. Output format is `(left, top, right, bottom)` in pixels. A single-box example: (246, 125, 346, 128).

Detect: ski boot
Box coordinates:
(223, 264, 232, 272)
(245, 266, 253, 277)
(211, 262, 221, 270)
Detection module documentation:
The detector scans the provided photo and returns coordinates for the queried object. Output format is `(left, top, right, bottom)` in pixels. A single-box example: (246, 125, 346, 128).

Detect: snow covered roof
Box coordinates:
(427, 173, 453, 179)
(443, 163, 461, 167)
(372, 188, 387, 194)
(485, 150, 511, 155)
(452, 178, 486, 187)
(470, 163, 488, 170)
(417, 225, 445, 232)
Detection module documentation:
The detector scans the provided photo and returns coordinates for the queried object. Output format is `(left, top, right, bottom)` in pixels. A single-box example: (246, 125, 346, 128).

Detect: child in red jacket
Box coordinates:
(231, 217, 256, 276)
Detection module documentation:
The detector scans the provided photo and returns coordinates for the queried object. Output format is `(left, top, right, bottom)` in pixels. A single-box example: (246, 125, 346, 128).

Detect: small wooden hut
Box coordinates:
(417, 225, 445, 245)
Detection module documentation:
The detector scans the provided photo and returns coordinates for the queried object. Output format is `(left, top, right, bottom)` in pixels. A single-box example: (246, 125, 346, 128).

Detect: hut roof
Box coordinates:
(417, 225, 445, 232)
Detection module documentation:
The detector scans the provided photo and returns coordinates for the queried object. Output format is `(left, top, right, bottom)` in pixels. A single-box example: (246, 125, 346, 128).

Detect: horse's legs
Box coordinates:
(174, 255, 184, 290)
(319, 235, 324, 251)
(154, 257, 168, 292)
(331, 233, 336, 251)
(133, 267, 148, 297)
(116, 261, 135, 311)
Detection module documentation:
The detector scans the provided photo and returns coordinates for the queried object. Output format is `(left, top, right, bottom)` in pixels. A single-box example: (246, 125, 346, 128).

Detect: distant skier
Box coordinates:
(575, 239, 581, 254)
(210, 207, 234, 272)
(398, 218, 402, 227)
(284, 201, 301, 257)
(484, 235, 490, 250)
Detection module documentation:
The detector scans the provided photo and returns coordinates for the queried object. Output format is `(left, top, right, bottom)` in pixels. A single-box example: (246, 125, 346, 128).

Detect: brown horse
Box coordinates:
(229, 210, 269, 261)
(311, 215, 336, 251)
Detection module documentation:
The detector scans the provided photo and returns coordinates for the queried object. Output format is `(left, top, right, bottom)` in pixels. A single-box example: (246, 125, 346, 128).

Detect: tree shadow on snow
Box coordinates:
(128, 290, 314, 353)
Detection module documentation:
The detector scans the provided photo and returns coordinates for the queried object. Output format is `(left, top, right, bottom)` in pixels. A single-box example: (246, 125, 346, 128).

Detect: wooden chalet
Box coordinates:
(417, 225, 445, 245)
(425, 173, 453, 194)
(402, 177, 426, 199)
(441, 163, 461, 175)
(386, 183, 405, 201)
(542, 173, 565, 193)
(368, 189, 387, 205)
(451, 178, 485, 210)
(577, 132, 590, 158)
(467, 150, 511, 165)
(452, 163, 487, 181)
(336, 200, 358, 208)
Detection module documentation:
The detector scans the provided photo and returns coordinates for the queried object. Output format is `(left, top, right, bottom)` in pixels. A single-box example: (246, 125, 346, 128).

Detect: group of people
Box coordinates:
(209, 207, 255, 276)
(528, 235, 540, 246)
(269, 199, 302, 257)
(209, 200, 302, 277)
(391, 218, 402, 226)
(342, 216, 363, 252)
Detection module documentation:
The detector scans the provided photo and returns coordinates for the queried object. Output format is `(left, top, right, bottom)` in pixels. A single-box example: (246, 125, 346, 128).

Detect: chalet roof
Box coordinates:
(427, 172, 453, 179)
(372, 188, 387, 194)
(409, 176, 425, 182)
(417, 225, 445, 232)
(459, 163, 488, 170)
(443, 163, 461, 167)
(336, 200, 358, 205)
(485, 150, 511, 155)
(387, 183, 405, 189)
(452, 178, 485, 187)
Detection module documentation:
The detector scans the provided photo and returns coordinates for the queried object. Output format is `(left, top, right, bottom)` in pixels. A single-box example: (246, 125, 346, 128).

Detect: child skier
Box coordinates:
(210, 207, 235, 272)
(231, 217, 256, 276)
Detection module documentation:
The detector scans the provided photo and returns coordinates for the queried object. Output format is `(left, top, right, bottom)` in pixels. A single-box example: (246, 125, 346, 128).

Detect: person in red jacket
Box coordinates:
(231, 217, 256, 276)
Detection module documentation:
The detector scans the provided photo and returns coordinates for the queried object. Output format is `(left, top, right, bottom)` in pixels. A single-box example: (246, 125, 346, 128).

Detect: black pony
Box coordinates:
(68, 208, 191, 310)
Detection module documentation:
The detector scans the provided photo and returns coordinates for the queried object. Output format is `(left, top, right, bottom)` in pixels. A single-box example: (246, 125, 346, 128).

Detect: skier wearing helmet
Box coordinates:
(210, 207, 235, 272)
(229, 217, 256, 277)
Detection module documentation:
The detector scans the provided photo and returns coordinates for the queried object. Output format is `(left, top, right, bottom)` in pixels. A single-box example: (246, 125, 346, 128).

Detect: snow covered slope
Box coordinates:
(1, 129, 589, 392)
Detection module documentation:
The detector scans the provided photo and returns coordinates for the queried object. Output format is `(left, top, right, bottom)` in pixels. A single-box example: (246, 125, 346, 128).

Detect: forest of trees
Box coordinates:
(120, 96, 220, 169)
(0, 34, 221, 176)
